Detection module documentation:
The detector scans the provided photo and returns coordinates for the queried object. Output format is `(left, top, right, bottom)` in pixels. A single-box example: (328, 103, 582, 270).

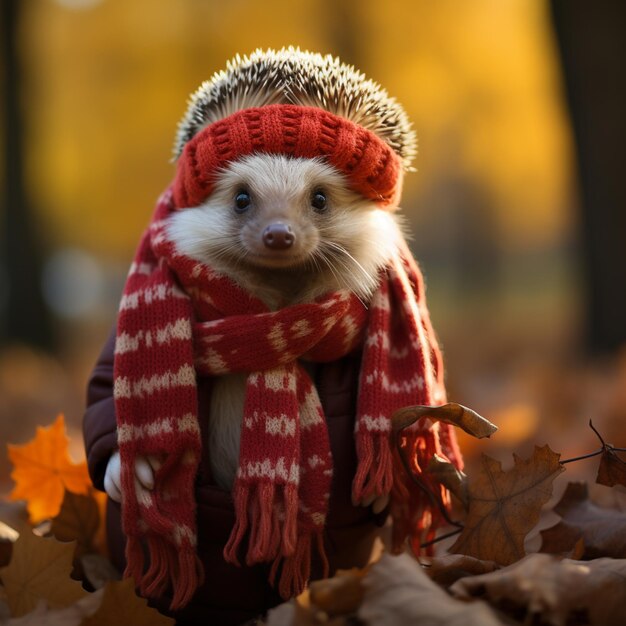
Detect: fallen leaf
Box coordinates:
(427, 454, 469, 509)
(392, 403, 498, 439)
(588, 481, 626, 511)
(540, 481, 626, 558)
(5, 592, 102, 625)
(8, 415, 91, 523)
(451, 553, 626, 626)
(308, 568, 366, 616)
(265, 602, 298, 626)
(357, 553, 502, 626)
(51, 491, 100, 559)
(265, 597, 323, 626)
(80, 554, 121, 591)
(0, 531, 87, 617)
(596, 447, 626, 488)
(0, 501, 29, 536)
(81, 578, 174, 626)
(539, 522, 583, 557)
(421, 554, 499, 587)
(450, 445, 565, 565)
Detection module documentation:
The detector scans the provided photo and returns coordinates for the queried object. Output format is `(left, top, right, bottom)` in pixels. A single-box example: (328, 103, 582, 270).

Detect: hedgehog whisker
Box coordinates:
(203, 240, 249, 268)
(313, 247, 367, 309)
(312, 248, 349, 293)
(322, 241, 374, 285)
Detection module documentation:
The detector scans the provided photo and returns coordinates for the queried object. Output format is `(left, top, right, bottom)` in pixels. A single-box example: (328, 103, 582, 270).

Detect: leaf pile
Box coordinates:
(266, 407, 626, 626)
(3, 409, 626, 624)
(0, 415, 173, 625)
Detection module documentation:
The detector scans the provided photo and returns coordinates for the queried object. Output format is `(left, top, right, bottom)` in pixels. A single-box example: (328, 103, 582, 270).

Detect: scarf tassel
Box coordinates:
(124, 536, 144, 589)
(270, 531, 329, 599)
(170, 550, 205, 610)
(224, 482, 299, 567)
(390, 428, 447, 555)
(124, 534, 204, 611)
(352, 432, 394, 504)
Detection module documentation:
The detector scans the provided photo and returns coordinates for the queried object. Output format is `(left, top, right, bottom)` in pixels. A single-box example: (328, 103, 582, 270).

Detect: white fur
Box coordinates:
(168, 154, 404, 308)
(207, 373, 247, 490)
(167, 154, 404, 490)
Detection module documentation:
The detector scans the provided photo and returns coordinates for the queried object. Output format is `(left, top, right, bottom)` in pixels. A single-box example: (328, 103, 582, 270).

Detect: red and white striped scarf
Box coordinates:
(113, 190, 462, 609)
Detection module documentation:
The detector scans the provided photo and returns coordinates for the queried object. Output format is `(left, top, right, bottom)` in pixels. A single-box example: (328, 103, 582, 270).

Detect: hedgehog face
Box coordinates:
(167, 154, 403, 305)
(222, 154, 326, 269)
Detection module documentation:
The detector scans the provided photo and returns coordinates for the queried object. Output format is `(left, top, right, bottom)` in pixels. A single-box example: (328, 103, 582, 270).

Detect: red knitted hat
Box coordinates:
(172, 104, 404, 209)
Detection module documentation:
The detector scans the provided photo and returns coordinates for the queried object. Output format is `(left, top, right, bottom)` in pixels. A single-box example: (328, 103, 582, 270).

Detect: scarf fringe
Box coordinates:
(352, 432, 394, 503)
(125, 535, 204, 611)
(170, 550, 205, 610)
(269, 532, 328, 599)
(142, 536, 171, 598)
(124, 536, 144, 588)
(224, 482, 299, 567)
(390, 427, 449, 555)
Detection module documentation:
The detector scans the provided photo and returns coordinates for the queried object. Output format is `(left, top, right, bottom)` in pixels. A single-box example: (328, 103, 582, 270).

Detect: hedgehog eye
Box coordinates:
(311, 190, 327, 213)
(234, 190, 251, 213)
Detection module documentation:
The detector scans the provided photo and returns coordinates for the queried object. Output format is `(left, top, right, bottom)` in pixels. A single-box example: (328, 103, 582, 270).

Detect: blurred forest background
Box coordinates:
(1, 0, 625, 495)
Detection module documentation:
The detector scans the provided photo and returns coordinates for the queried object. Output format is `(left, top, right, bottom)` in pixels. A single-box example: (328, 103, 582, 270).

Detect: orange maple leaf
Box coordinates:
(8, 414, 91, 524)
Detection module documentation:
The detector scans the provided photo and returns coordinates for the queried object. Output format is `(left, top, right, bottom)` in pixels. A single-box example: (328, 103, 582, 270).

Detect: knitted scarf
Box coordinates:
(113, 189, 462, 609)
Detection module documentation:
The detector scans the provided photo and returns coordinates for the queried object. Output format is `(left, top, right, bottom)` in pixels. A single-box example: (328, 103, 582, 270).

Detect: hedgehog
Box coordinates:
(85, 48, 462, 624)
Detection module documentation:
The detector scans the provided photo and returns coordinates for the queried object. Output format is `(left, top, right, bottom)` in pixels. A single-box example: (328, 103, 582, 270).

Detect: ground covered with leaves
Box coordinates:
(0, 409, 625, 625)
(0, 415, 174, 625)
(266, 406, 626, 626)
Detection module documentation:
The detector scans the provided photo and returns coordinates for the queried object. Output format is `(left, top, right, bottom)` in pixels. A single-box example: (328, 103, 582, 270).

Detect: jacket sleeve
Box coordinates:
(83, 326, 118, 491)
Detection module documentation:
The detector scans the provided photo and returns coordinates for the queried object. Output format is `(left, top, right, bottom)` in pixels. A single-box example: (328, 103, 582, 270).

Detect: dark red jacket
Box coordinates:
(83, 328, 386, 625)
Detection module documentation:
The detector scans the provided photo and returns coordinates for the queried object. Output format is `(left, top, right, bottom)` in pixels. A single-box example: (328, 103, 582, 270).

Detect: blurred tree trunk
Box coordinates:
(1, 0, 52, 349)
(551, 1, 626, 355)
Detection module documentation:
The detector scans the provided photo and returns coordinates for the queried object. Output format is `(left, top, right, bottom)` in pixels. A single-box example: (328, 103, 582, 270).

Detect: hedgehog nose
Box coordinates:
(262, 223, 295, 250)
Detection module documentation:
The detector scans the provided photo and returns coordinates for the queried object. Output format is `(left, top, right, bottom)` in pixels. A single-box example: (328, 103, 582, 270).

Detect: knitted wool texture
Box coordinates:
(114, 193, 462, 609)
(173, 104, 403, 209)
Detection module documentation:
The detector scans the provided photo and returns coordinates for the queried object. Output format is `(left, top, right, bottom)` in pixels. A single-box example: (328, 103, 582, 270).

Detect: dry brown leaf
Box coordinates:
(265, 602, 298, 626)
(265, 599, 351, 626)
(392, 402, 498, 439)
(266, 572, 366, 626)
(421, 554, 499, 587)
(427, 454, 469, 509)
(540, 481, 626, 558)
(81, 578, 174, 626)
(539, 534, 586, 561)
(8, 415, 91, 524)
(451, 553, 626, 626)
(596, 447, 626, 488)
(358, 553, 503, 626)
(80, 554, 121, 591)
(265, 596, 330, 626)
(539, 522, 583, 557)
(51, 491, 100, 559)
(5, 592, 103, 625)
(0, 531, 87, 617)
(450, 445, 565, 565)
(308, 567, 366, 616)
